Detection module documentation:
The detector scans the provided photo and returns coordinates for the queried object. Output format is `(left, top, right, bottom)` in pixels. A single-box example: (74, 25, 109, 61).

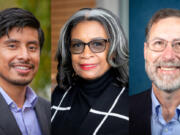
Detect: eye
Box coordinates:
(92, 40, 104, 46)
(153, 40, 164, 45)
(7, 44, 17, 49)
(151, 40, 165, 49)
(71, 42, 83, 48)
(28, 45, 38, 52)
(174, 41, 180, 46)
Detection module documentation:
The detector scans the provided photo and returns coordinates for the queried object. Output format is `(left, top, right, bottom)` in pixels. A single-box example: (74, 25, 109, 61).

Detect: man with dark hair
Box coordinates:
(0, 8, 50, 135)
(130, 8, 180, 135)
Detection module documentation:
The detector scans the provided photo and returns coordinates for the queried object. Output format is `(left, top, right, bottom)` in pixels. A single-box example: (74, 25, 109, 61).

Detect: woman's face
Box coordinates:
(71, 20, 111, 80)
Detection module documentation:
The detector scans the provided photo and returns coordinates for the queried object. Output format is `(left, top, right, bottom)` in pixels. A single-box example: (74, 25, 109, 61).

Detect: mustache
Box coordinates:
(154, 60, 180, 67)
(9, 61, 35, 69)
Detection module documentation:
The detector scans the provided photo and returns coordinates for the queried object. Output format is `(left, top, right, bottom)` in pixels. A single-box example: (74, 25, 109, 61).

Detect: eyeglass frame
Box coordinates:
(70, 38, 110, 54)
(145, 38, 180, 53)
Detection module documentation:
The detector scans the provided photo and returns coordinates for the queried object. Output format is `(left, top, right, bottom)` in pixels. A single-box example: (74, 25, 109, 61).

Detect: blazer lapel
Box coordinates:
(35, 98, 50, 135)
(0, 93, 22, 135)
(145, 89, 152, 135)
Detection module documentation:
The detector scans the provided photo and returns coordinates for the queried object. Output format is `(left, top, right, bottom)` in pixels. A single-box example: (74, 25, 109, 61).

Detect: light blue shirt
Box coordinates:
(151, 89, 180, 135)
(0, 87, 42, 135)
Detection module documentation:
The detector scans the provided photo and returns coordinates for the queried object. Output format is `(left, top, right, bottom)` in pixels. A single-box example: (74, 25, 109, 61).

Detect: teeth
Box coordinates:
(84, 65, 95, 67)
(15, 66, 29, 70)
(161, 67, 176, 71)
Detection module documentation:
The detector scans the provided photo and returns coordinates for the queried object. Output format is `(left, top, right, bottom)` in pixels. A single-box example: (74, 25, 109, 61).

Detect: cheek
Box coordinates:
(71, 55, 79, 71)
(32, 55, 40, 68)
(97, 53, 110, 69)
(145, 51, 160, 63)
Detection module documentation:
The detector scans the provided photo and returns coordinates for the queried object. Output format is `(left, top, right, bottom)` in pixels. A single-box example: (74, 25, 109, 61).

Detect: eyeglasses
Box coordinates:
(70, 39, 109, 54)
(146, 39, 180, 53)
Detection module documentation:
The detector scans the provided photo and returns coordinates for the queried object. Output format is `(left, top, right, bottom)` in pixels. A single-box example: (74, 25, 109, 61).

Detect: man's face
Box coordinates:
(144, 17, 180, 92)
(0, 27, 40, 86)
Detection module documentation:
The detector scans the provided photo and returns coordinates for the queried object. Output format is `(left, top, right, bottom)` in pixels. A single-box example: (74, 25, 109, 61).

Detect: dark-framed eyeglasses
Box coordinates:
(70, 38, 109, 54)
(146, 39, 180, 53)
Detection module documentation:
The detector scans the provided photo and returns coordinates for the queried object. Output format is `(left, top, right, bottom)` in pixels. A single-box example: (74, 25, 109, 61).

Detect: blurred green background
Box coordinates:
(0, 0, 51, 100)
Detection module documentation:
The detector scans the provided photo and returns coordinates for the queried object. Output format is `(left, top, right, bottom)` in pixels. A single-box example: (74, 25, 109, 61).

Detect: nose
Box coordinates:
(17, 46, 30, 61)
(161, 43, 176, 61)
(80, 45, 94, 58)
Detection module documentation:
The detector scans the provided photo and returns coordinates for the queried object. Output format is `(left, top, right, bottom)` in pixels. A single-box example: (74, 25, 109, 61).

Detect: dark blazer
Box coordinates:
(0, 93, 51, 135)
(129, 88, 152, 135)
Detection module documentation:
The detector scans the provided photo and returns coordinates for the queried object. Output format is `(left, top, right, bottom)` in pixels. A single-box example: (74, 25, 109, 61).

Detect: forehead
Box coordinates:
(71, 20, 108, 40)
(0, 27, 39, 42)
(149, 17, 180, 40)
(8, 26, 38, 35)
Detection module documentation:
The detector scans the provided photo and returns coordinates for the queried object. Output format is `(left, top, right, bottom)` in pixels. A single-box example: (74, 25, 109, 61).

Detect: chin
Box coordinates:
(81, 76, 97, 80)
(153, 76, 180, 93)
(79, 73, 99, 80)
(9, 79, 32, 86)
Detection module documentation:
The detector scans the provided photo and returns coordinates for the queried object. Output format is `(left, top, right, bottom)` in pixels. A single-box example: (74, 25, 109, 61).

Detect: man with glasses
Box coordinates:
(130, 8, 180, 135)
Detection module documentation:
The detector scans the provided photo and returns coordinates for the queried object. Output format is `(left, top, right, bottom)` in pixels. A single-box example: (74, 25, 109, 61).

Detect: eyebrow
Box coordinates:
(173, 38, 180, 41)
(4, 38, 39, 45)
(150, 37, 180, 41)
(71, 37, 107, 42)
(4, 39, 20, 44)
(27, 41, 39, 45)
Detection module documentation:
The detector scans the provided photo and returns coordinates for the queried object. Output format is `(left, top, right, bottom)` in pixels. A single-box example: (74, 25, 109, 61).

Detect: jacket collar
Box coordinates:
(0, 93, 22, 135)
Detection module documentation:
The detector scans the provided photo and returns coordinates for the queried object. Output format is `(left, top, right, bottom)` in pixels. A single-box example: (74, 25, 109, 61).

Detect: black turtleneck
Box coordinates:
(61, 69, 114, 134)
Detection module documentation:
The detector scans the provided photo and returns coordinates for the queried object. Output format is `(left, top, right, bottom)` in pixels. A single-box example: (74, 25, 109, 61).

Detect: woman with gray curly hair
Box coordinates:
(51, 8, 129, 135)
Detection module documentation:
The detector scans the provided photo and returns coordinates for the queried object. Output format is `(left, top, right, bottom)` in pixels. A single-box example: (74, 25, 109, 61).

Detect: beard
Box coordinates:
(0, 72, 33, 86)
(145, 59, 180, 93)
(0, 61, 35, 86)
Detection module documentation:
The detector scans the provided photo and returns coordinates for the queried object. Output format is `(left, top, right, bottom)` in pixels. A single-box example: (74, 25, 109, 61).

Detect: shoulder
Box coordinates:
(112, 84, 128, 102)
(37, 96, 50, 106)
(129, 89, 152, 135)
(115, 86, 128, 106)
(52, 86, 66, 99)
(129, 88, 152, 122)
(36, 96, 50, 112)
(51, 86, 74, 106)
(130, 89, 151, 104)
(111, 85, 129, 116)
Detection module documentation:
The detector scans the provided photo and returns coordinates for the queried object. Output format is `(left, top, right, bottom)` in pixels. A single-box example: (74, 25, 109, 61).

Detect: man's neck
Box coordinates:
(0, 79, 27, 108)
(153, 84, 180, 122)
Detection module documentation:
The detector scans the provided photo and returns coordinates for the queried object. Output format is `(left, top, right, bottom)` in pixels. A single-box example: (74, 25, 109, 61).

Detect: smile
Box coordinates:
(80, 64, 97, 70)
(12, 64, 34, 74)
(160, 67, 178, 70)
(158, 66, 180, 74)
(15, 66, 30, 70)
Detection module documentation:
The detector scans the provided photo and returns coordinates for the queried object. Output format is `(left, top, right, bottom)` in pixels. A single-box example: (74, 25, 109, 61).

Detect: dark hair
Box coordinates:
(0, 8, 44, 50)
(145, 8, 180, 40)
(56, 8, 129, 90)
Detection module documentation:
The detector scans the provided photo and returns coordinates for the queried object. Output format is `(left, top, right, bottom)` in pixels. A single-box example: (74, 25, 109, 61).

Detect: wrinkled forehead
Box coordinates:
(148, 17, 180, 40)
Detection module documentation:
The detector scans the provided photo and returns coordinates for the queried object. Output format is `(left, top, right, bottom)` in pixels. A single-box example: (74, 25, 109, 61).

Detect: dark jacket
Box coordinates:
(129, 88, 152, 135)
(51, 84, 129, 135)
(0, 93, 51, 135)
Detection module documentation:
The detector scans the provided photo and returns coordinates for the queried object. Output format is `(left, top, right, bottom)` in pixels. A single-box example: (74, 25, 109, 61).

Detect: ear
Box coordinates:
(144, 42, 147, 60)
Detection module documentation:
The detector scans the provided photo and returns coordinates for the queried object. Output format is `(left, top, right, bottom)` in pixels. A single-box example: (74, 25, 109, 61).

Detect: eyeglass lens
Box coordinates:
(70, 39, 108, 54)
(148, 39, 180, 52)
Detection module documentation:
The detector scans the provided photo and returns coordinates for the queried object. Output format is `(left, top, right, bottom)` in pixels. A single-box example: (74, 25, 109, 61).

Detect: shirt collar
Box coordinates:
(0, 87, 13, 106)
(151, 88, 160, 117)
(0, 86, 37, 108)
(151, 88, 180, 121)
(25, 87, 38, 108)
(177, 104, 180, 119)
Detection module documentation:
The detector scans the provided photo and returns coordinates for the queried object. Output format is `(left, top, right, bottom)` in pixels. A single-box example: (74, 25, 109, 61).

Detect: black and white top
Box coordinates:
(51, 70, 129, 135)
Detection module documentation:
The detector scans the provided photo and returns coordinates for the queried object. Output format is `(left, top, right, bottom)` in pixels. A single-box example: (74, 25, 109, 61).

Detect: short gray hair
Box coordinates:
(145, 8, 180, 40)
(56, 8, 129, 89)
